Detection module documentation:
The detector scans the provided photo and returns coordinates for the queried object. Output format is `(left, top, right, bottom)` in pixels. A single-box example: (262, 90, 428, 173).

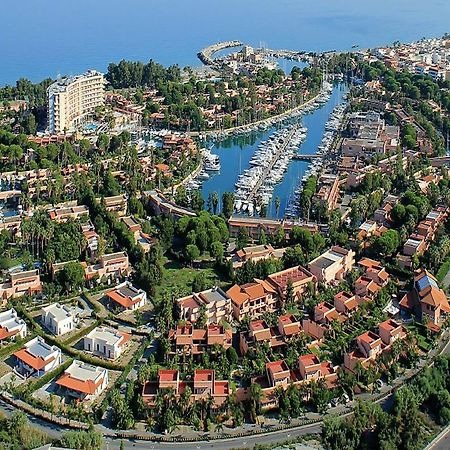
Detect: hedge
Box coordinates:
(94, 335, 153, 422)
(15, 305, 126, 371)
(27, 358, 73, 392)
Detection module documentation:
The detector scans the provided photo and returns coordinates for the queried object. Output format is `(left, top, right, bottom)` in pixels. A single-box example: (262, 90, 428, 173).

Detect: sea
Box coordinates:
(1, 0, 449, 86)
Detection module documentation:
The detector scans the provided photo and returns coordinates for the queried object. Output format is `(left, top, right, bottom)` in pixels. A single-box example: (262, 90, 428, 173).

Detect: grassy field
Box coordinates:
(436, 257, 450, 284)
(153, 258, 224, 302)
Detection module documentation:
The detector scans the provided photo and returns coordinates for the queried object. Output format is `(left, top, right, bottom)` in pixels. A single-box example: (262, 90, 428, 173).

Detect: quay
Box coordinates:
(247, 124, 299, 203)
(293, 154, 320, 161)
(197, 40, 243, 68)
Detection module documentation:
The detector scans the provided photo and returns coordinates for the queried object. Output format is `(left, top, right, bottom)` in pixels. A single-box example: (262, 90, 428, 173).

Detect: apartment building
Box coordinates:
(102, 195, 128, 216)
(142, 369, 230, 409)
(56, 360, 109, 401)
(85, 251, 130, 283)
(0, 269, 42, 302)
(14, 336, 62, 377)
(308, 246, 355, 285)
(229, 244, 286, 269)
(168, 323, 232, 356)
(315, 174, 340, 211)
(47, 70, 105, 134)
(84, 326, 130, 360)
(0, 309, 27, 341)
(177, 287, 232, 324)
(47, 205, 89, 222)
(266, 265, 316, 301)
(227, 279, 278, 321)
(106, 282, 146, 312)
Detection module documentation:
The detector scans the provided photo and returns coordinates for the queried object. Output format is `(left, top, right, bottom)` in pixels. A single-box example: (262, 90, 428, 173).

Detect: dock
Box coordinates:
(247, 125, 300, 203)
(293, 154, 320, 161)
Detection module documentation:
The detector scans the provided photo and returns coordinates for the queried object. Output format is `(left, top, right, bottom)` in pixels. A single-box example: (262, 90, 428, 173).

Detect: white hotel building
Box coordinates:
(47, 70, 105, 134)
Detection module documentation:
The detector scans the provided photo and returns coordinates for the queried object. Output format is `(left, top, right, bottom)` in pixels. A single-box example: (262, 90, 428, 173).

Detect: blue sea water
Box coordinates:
(1, 0, 449, 85)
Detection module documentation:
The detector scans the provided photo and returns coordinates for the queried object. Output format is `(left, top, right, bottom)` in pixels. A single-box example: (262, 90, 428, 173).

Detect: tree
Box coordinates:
(222, 192, 235, 218)
(275, 196, 281, 217)
(184, 244, 200, 265)
(212, 191, 219, 215)
(210, 241, 224, 262)
(373, 229, 400, 256)
(236, 227, 249, 250)
(56, 261, 85, 293)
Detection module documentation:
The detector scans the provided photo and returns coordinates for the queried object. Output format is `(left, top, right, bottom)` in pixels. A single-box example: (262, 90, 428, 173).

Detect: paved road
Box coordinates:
(425, 425, 450, 450)
(105, 422, 322, 450)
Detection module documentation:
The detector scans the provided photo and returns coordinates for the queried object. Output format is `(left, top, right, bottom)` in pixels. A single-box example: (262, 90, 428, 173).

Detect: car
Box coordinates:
(331, 398, 339, 407)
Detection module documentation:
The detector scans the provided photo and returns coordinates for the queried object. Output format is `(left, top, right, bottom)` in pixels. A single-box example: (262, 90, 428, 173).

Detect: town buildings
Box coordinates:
(228, 244, 286, 269)
(56, 360, 109, 401)
(41, 303, 79, 336)
(47, 70, 105, 134)
(14, 336, 62, 377)
(0, 309, 27, 341)
(84, 326, 130, 359)
(105, 282, 147, 312)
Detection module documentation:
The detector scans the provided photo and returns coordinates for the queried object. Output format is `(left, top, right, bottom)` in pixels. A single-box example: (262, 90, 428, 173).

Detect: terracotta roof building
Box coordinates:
(106, 282, 146, 311)
(14, 336, 62, 377)
(0, 309, 27, 341)
(56, 360, 109, 401)
(399, 269, 450, 326)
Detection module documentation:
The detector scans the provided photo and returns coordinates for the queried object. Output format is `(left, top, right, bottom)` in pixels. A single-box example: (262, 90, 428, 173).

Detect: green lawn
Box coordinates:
(436, 257, 450, 284)
(154, 258, 223, 303)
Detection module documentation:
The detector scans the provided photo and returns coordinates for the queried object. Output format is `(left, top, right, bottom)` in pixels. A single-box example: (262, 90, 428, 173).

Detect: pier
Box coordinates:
(247, 125, 300, 203)
(293, 154, 320, 161)
(197, 40, 243, 68)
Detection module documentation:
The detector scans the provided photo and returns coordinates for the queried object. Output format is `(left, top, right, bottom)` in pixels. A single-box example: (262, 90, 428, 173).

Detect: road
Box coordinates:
(425, 425, 450, 450)
(105, 422, 322, 450)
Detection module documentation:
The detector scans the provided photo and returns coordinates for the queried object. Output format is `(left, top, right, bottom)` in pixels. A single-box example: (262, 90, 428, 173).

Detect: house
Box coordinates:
(0, 269, 42, 301)
(277, 314, 302, 337)
(168, 323, 232, 356)
(120, 216, 157, 253)
(308, 247, 355, 284)
(106, 282, 147, 311)
(56, 360, 109, 401)
(314, 301, 346, 324)
(81, 222, 99, 258)
(266, 265, 316, 301)
(0, 309, 27, 341)
(102, 194, 127, 216)
(266, 360, 292, 388)
(14, 336, 62, 377)
(85, 252, 130, 283)
(84, 326, 130, 359)
(399, 269, 450, 326)
(41, 304, 78, 336)
(239, 319, 288, 354)
(334, 291, 359, 315)
(229, 244, 286, 268)
(227, 279, 278, 321)
(354, 276, 382, 298)
(357, 331, 383, 359)
(298, 354, 337, 385)
(48, 205, 89, 222)
(378, 319, 407, 346)
(177, 287, 232, 324)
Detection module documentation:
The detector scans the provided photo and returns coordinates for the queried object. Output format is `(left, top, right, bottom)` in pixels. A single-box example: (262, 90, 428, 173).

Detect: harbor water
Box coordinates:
(201, 83, 346, 218)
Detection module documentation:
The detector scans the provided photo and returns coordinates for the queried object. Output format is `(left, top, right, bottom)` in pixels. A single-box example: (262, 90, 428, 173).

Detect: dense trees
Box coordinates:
(322, 356, 450, 450)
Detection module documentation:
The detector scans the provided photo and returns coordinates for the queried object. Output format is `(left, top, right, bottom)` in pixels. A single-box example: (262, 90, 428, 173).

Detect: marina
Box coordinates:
(200, 82, 346, 217)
